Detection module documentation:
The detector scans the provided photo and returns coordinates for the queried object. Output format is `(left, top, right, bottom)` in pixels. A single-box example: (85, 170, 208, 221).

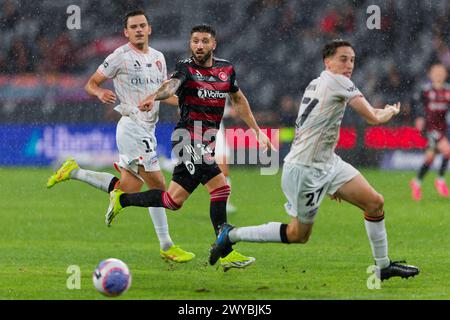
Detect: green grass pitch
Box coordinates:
(0, 166, 448, 299)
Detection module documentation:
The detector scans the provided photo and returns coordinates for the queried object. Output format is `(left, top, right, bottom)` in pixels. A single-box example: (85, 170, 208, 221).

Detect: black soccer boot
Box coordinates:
(209, 223, 234, 265)
(379, 260, 420, 281)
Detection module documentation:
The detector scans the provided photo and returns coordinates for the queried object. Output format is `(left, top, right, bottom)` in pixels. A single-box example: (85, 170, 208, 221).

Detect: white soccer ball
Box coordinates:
(92, 258, 132, 297)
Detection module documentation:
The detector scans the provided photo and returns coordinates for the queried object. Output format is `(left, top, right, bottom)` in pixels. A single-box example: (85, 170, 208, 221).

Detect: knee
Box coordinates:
(365, 193, 384, 215)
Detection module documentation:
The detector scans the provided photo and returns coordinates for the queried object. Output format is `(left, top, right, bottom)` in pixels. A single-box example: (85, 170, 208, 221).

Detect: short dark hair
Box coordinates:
(322, 39, 354, 60)
(124, 9, 149, 28)
(190, 24, 216, 37)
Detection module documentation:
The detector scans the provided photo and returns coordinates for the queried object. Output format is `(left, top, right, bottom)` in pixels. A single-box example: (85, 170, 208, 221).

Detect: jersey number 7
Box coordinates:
(295, 98, 319, 128)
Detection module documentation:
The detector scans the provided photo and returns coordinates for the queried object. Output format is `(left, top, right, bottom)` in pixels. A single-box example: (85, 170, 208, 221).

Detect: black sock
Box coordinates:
(210, 201, 233, 257)
(120, 189, 164, 208)
(439, 158, 449, 178)
(280, 223, 289, 244)
(210, 201, 227, 236)
(418, 163, 431, 181)
(107, 177, 120, 193)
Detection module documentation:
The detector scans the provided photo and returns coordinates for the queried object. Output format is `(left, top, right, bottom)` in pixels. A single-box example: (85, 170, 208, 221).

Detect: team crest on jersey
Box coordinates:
(155, 60, 162, 73)
(218, 71, 228, 81)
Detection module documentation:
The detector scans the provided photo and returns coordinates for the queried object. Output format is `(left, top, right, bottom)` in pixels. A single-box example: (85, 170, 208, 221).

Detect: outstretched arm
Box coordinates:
(139, 79, 181, 111)
(229, 89, 276, 152)
(349, 95, 400, 125)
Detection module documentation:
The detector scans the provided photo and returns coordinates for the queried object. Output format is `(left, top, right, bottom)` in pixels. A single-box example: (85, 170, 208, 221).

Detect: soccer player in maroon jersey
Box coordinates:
(105, 24, 274, 271)
(410, 63, 450, 200)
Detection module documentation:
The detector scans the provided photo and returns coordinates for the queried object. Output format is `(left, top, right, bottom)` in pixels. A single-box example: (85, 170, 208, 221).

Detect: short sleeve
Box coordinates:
(229, 66, 239, 93)
(326, 72, 362, 101)
(97, 52, 121, 79)
(170, 61, 188, 84)
(159, 53, 168, 80)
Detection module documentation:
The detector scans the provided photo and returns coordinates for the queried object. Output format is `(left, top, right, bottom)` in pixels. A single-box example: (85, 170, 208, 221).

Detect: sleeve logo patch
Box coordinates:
(347, 85, 357, 92)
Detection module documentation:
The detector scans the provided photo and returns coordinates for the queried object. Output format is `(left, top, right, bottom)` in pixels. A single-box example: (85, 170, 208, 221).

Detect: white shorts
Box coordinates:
(116, 117, 160, 175)
(214, 124, 231, 164)
(281, 154, 359, 224)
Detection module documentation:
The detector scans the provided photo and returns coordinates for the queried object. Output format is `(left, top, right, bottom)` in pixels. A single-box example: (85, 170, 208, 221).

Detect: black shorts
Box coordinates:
(171, 141, 222, 193)
(172, 161, 222, 194)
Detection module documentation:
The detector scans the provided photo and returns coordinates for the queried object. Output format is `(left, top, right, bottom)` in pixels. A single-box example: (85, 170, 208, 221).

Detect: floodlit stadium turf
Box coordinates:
(0, 167, 448, 299)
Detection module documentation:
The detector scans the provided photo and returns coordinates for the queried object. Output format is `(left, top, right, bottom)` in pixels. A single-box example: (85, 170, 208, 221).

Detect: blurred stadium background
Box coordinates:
(1, 0, 449, 170)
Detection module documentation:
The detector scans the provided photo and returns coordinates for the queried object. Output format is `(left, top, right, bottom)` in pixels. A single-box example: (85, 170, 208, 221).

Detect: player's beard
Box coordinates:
(133, 34, 147, 50)
(134, 40, 145, 50)
(193, 49, 213, 65)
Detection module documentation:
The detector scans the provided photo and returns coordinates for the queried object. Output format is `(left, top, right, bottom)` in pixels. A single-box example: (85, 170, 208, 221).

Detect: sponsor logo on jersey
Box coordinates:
(218, 71, 228, 81)
(134, 60, 142, 72)
(131, 77, 163, 85)
(198, 88, 227, 99)
(192, 74, 217, 82)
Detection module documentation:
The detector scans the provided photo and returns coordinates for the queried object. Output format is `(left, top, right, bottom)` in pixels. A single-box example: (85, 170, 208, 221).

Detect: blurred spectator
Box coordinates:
(34, 34, 53, 74)
(50, 32, 76, 73)
(433, 38, 450, 69)
(1, 0, 20, 30)
(376, 65, 413, 124)
(6, 38, 33, 73)
(319, 8, 341, 37)
(337, 4, 355, 34)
